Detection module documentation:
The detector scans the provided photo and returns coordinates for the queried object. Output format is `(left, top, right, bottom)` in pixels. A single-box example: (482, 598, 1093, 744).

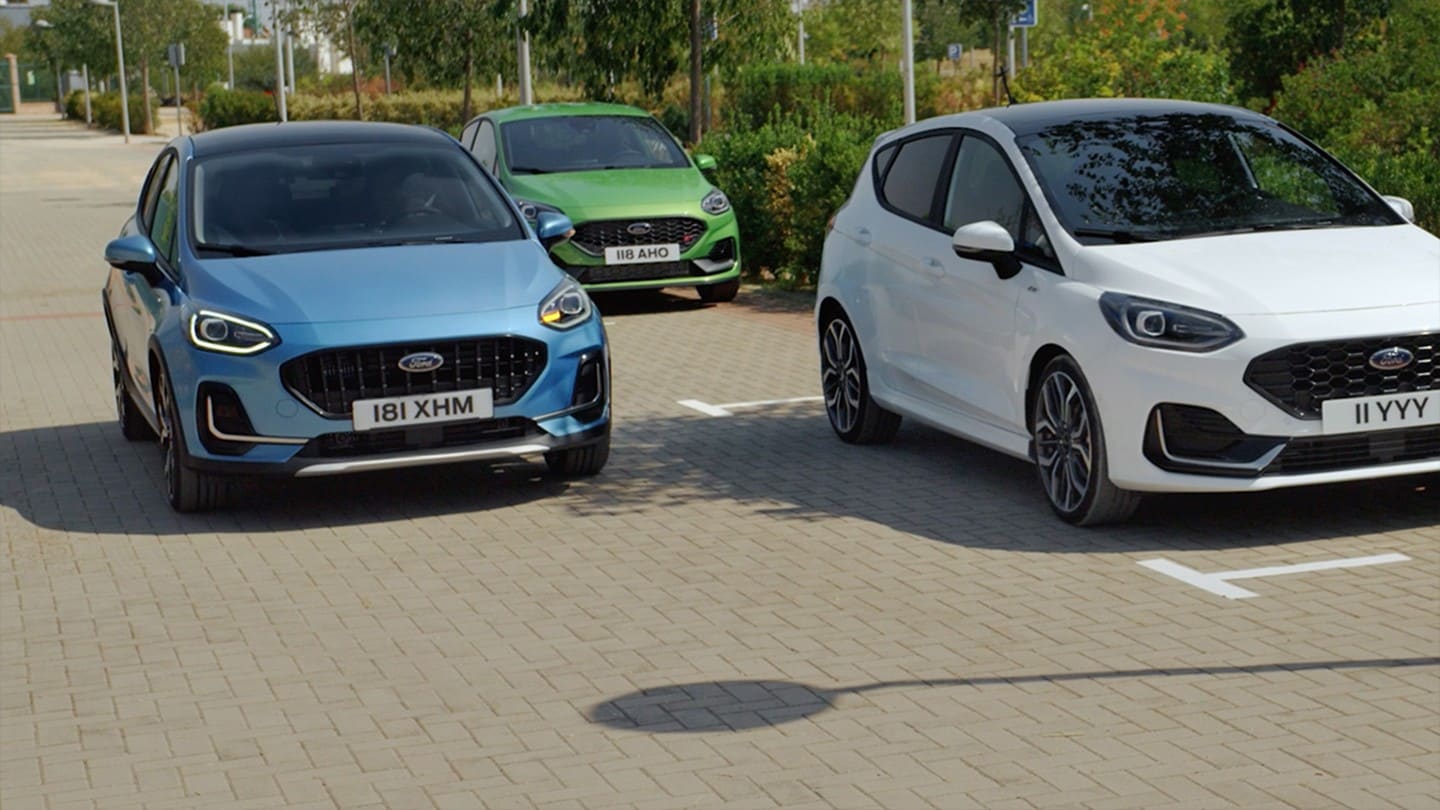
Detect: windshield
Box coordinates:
(1015, 113, 1401, 243)
(501, 115, 691, 174)
(191, 142, 523, 256)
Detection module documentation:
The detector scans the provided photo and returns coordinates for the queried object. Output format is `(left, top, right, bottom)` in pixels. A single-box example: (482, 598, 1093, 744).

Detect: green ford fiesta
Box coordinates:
(459, 103, 742, 302)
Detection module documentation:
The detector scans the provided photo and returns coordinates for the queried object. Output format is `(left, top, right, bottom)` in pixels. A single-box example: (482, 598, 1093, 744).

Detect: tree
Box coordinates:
(954, 0, 1029, 103)
(1227, 0, 1391, 105)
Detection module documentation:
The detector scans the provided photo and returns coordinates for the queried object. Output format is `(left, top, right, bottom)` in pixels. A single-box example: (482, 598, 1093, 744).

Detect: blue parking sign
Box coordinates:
(947, 43, 962, 61)
(1012, 0, 1038, 27)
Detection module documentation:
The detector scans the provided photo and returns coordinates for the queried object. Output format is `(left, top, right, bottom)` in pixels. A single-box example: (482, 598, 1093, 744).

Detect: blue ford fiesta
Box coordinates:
(103, 122, 610, 511)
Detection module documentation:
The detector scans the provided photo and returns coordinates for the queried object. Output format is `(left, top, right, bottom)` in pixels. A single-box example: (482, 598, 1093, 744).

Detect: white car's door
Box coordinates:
(914, 133, 1050, 433)
(862, 131, 958, 401)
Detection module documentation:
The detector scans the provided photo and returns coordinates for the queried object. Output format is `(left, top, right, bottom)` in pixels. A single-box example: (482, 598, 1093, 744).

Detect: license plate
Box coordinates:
(604, 243, 679, 265)
(1321, 390, 1439, 435)
(352, 389, 493, 432)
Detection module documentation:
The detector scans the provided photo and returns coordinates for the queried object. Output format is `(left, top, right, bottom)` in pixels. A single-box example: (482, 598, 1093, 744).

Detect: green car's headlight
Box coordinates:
(515, 198, 564, 222)
(701, 188, 730, 215)
(188, 309, 279, 355)
(538, 278, 593, 330)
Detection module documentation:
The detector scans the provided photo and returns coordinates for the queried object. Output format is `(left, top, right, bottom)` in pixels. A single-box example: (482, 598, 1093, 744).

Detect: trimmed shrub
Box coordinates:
(727, 63, 939, 131)
(196, 88, 278, 131)
(90, 92, 158, 134)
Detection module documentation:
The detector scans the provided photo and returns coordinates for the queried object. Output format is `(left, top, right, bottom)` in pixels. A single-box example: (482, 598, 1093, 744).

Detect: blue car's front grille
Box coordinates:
(281, 337, 547, 418)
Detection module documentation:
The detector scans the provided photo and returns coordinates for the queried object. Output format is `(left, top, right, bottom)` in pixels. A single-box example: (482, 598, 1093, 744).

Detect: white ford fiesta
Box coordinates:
(817, 98, 1438, 525)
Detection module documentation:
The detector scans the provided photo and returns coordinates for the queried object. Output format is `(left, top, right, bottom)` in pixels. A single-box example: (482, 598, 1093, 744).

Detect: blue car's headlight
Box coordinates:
(538, 278, 593, 330)
(1099, 293, 1242, 353)
(188, 309, 279, 355)
(701, 188, 730, 215)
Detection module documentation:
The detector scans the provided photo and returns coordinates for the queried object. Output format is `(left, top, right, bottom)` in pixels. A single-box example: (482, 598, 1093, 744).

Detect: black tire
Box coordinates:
(697, 279, 739, 303)
(819, 311, 901, 445)
(113, 340, 155, 441)
(1031, 355, 1140, 526)
(155, 363, 237, 512)
(545, 433, 611, 477)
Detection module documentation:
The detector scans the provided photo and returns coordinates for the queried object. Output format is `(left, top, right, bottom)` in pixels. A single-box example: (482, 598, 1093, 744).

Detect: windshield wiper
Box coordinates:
(1072, 227, 1164, 243)
(508, 166, 553, 174)
(196, 243, 274, 257)
(1176, 218, 1340, 239)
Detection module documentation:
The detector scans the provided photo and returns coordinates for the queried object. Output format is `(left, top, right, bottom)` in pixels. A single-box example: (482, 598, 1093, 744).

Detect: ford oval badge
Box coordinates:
(398, 351, 444, 374)
(626, 222, 652, 236)
(1368, 346, 1414, 372)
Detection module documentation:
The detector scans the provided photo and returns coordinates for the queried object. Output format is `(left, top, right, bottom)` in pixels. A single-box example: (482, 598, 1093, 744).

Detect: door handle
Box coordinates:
(921, 257, 945, 278)
(854, 227, 872, 246)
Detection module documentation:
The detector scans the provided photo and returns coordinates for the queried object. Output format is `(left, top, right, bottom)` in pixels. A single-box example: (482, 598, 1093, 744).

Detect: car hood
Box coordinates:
(187, 241, 563, 325)
(505, 168, 712, 219)
(1077, 225, 1440, 316)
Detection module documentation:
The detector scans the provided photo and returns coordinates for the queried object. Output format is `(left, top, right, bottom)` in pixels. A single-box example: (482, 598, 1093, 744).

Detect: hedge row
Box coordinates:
(65, 90, 159, 133)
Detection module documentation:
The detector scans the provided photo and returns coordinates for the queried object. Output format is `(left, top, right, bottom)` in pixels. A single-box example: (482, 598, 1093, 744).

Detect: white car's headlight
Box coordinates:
(538, 278, 593, 330)
(515, 198, 564, 222)
(1099, 293, 1242, 352)
(188, 310, 278, 355)
(701, 188, 730, 215)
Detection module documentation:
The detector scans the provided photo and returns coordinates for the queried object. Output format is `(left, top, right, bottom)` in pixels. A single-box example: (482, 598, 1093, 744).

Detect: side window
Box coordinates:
(459, 121, 479, 149)
(878, 133, 954, 223)
(944, 136, 1025, 238)
(473, 120, 498, 173)
(148, 159, 181, 264)
(139, 153, 174, 231)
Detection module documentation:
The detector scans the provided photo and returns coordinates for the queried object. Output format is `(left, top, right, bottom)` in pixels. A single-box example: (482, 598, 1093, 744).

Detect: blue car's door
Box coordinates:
(113, 150, 183, 407)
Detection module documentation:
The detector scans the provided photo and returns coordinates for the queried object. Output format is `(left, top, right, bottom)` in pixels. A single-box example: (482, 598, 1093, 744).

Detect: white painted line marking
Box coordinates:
(1138, 559, 1260, 600)
(678, 399, 733, 417)
(678, 396, 823, 417)
(1140, 553, 1412, 600)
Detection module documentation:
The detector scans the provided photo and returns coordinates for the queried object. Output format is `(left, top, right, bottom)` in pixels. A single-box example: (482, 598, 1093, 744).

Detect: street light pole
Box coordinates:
(92, 0, 130, 144)
(273, 17, 287, 121)
(82, 63, 92, 123)
(901, 0, 915, 124)
(517, 0, 533, 105)
(226, 2, 235, 89)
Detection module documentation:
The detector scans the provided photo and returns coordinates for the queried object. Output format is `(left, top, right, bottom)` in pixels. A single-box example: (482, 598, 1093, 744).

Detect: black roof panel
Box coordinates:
(190, 121, 454, 157)
(980, 98, 1270, 135)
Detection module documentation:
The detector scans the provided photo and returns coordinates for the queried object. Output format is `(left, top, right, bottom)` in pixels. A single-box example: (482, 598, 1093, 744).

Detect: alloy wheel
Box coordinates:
(1034, 370, 1093, 513)
(821, 318, 863, 435)
(111, 343, 128, 422)
(156, 372, 179, 504)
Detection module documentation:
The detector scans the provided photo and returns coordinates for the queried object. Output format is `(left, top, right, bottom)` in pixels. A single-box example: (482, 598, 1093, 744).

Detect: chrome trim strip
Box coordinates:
(293, 442, 551, 477)
(693, 256, 737, 274)
(532, 349, 609, 422)
(1153, 410, 1285, 473)
(206, 398, 308, 445)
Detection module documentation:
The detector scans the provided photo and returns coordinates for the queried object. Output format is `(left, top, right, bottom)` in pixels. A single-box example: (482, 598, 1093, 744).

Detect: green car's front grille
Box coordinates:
(571, 218, 707, 255)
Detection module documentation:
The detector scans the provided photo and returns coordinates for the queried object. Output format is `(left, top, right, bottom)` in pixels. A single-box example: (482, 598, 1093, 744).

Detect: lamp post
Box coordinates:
(901, 0, 915, 124)
(90, 0, 129, 144)
(225, 2, 235, 89)
(517, 0, 533, 105)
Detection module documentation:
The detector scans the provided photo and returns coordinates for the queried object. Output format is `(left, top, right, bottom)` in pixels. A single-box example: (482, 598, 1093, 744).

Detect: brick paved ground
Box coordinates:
(2, 117, 1437, 809)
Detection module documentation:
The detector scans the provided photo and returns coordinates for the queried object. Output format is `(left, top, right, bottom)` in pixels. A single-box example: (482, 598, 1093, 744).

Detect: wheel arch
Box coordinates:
(1025, 343, 1072, 432)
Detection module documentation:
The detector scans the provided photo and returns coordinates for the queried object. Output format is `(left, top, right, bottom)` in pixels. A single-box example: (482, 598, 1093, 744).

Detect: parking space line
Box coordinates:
(678, 395, 823, 417)
(1140, 552, 1412, 600)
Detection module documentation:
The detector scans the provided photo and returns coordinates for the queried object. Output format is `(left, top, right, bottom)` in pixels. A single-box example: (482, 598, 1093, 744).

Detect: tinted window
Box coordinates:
(1016, 112, 1401, 243)
(191, 142, 523, 256)
(149, 159, 181, 263)
(474, 120, 497, 173)
(880, 134, 953, 222)
(140, 153, 174, 231)
(944, 136, 1025, 237)
(459, 121, 478, 149)
(501, 115, 690, 173)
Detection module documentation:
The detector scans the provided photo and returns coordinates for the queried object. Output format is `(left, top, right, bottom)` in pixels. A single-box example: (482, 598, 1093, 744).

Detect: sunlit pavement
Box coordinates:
(2, 117, 1437, 809)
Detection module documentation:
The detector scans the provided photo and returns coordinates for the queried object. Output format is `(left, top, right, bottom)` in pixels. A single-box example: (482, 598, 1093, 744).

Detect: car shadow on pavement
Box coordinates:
(572, 406, 1439, 552)
(588, 656, 1440, 733)
(0, 421, 570, 536)
(591, 290, 709, 317)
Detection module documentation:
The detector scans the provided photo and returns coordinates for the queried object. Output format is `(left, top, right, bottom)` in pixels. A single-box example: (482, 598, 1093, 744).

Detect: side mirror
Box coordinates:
(693, 153, 717, 172)
(535, 211, 575, 251)
(105, 235, 161, 279)
(952, 221, 1021, 280)
(1382, 195, 1415, 223)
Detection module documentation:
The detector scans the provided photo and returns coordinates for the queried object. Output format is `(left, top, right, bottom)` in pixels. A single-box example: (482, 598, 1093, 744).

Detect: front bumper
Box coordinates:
(1075, 305, 1440, 493)
(163, 306, 609, 478)
(549, 212, 741, 292)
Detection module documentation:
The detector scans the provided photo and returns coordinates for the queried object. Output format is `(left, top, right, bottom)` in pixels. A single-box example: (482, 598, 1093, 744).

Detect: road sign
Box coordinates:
(947, 43, 962, 61)
(1012, 0, 1038, 28)
(166, 43, 186, 68)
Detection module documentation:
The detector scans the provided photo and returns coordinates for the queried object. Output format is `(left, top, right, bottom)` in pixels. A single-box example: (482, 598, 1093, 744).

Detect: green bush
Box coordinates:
(699, 112, 878, 287)
(727, 63, 939, 130)
(64, 89, 85, 121)
(90, 92, 158, 134)
(196, 88, 278, 131)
